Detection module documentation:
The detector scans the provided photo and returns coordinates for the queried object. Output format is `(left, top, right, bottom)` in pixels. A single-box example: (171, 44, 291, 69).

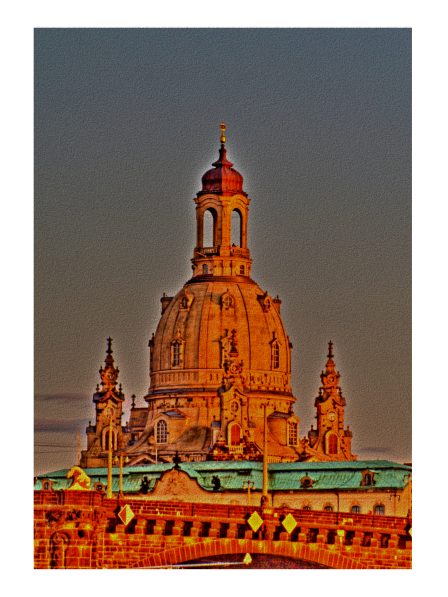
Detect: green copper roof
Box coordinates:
(35, 460, 411, 493)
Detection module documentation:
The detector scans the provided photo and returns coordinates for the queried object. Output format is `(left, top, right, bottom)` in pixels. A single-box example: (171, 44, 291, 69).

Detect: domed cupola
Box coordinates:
(200, 126, 245, 195)
(137, 124, 301, 464)
(191, 123, 252, 280)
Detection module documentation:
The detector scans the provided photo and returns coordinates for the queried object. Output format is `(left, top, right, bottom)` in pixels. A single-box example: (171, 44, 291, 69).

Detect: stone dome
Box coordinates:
(200, 144, 245, 195)
(148, 278, 293, 397)
(137, 125, 301, 463)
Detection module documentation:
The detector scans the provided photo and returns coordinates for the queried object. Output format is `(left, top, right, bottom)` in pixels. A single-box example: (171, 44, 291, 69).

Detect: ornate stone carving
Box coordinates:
(220, 329, 232, 367)
(50, 532, 68, 569)
(220, 289, 235, 310)
(66, 466, 91, 491)
(258, 290, 271, 312)
(179, 288, 194, 310)
(220, 329, 244, 386)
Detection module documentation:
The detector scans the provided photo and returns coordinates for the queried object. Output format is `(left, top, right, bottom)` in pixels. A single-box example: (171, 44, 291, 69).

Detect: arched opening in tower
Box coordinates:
(231, 209, 242, 247)
(327, 433, 338, 455)
(203, 208, 217, 247)
(230, 423, 241, 446)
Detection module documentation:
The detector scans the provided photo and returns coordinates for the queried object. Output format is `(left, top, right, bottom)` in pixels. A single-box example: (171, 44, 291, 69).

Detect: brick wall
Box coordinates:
(34, 490, 411, 569)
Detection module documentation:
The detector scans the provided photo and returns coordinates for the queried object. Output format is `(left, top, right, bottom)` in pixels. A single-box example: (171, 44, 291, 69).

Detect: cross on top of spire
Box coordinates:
(220, 122, 226, 145)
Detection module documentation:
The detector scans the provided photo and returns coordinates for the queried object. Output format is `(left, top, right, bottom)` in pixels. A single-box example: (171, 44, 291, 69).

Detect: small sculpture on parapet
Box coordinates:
(211, 475, 221, 491)
(172, 452, 181, 469)
(66, 466, 91, 491)
(140, 476, 150, 494)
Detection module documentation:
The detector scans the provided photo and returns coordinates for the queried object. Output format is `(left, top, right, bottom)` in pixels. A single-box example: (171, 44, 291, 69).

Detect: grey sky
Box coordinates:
(35, 28, 411, 474)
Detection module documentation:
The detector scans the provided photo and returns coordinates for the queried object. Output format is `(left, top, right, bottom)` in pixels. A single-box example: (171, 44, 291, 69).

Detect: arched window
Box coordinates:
(272, 342, 280, 369)
(327, 433, 338, 455)
(323, 504, 334, 512)
(361, 470, 376, 486)
(351, 505, 361, 514)
(156, 420, 168, 444)
(231, 209, 242, 246)
(288, 422, 298, 445)
(374, 503, 385, 516)
(203, 209, 217, 247)
(171, 332, 184, 368)
(172, 342, 181, 366)
(103, 426, 117, 451)
(230, 423, 241, 446)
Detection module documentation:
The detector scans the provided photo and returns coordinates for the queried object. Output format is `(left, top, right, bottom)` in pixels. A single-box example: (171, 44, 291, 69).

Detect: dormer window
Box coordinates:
(300, 475, 314, 489)
(270, 332, 280, 370)
(172, 342, 181, 366)
(156, 419, 168, 443)
(171, 330, 185, 368)
(272, 342, 280, 369)
(361, 470, 376, 487)
(288, 421, 298, 446)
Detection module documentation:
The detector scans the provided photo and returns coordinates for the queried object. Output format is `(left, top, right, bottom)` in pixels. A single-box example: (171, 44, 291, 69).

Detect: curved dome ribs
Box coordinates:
(141, 125, 300, 463)
(80, 126, 357, 468)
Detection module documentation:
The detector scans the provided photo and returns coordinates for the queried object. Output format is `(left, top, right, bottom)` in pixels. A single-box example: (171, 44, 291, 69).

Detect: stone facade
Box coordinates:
(36, 460, 412, 519)
(305, 341, 355, 461)
(80, 338, 131, 469)
(80, 125, 356, 467)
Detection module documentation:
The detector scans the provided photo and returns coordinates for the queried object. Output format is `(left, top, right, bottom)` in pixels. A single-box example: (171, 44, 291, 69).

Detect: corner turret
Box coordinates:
(80, 338, 132, 468)
(301, 341, 356, 461)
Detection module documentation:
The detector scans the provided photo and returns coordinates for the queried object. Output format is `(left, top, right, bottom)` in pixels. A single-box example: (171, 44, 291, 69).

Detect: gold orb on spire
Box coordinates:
(220, 122, 226, 144)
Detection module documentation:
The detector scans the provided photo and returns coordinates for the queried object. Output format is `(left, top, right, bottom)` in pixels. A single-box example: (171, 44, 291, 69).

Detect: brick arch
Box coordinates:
(132, 539, 367, 569)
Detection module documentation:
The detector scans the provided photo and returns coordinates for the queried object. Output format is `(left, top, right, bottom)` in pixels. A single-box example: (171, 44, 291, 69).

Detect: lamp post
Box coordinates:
(107, 417, 113, 499)
(261, 403, 269, 508)
(243, 480, 255, 507)
(114, 452, 129, 497)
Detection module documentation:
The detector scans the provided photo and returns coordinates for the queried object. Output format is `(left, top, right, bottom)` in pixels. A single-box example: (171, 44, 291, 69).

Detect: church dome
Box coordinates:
(200, 144, 244, 195)
(199, 123, 245, 195)
(138, 124, 300, 463)
(149, 278, 292, 397)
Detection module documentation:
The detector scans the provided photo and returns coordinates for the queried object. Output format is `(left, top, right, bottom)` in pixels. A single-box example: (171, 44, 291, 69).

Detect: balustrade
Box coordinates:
(35, 491, 412, 571)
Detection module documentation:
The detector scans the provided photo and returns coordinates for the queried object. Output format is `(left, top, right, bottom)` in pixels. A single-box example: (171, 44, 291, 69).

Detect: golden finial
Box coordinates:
(220, 122, 226, 144)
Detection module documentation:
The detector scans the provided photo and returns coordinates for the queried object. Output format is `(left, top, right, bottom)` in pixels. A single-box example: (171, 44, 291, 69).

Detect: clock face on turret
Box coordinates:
(328, 411, 336, 422)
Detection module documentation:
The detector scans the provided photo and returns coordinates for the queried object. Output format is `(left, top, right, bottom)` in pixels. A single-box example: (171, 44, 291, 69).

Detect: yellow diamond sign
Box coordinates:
(247, 511, 264, 532)
(282, 513, 297, 534)
(118, 504, 135, 526)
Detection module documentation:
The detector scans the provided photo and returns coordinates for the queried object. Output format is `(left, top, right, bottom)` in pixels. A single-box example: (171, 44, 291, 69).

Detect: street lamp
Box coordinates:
(114, 453, 130, 497)
(107, 418, 114, 498)
(243, 480, 255, 507)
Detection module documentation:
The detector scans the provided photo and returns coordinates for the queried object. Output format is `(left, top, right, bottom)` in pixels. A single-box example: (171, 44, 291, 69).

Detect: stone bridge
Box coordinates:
(34, 490, 412, 569)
